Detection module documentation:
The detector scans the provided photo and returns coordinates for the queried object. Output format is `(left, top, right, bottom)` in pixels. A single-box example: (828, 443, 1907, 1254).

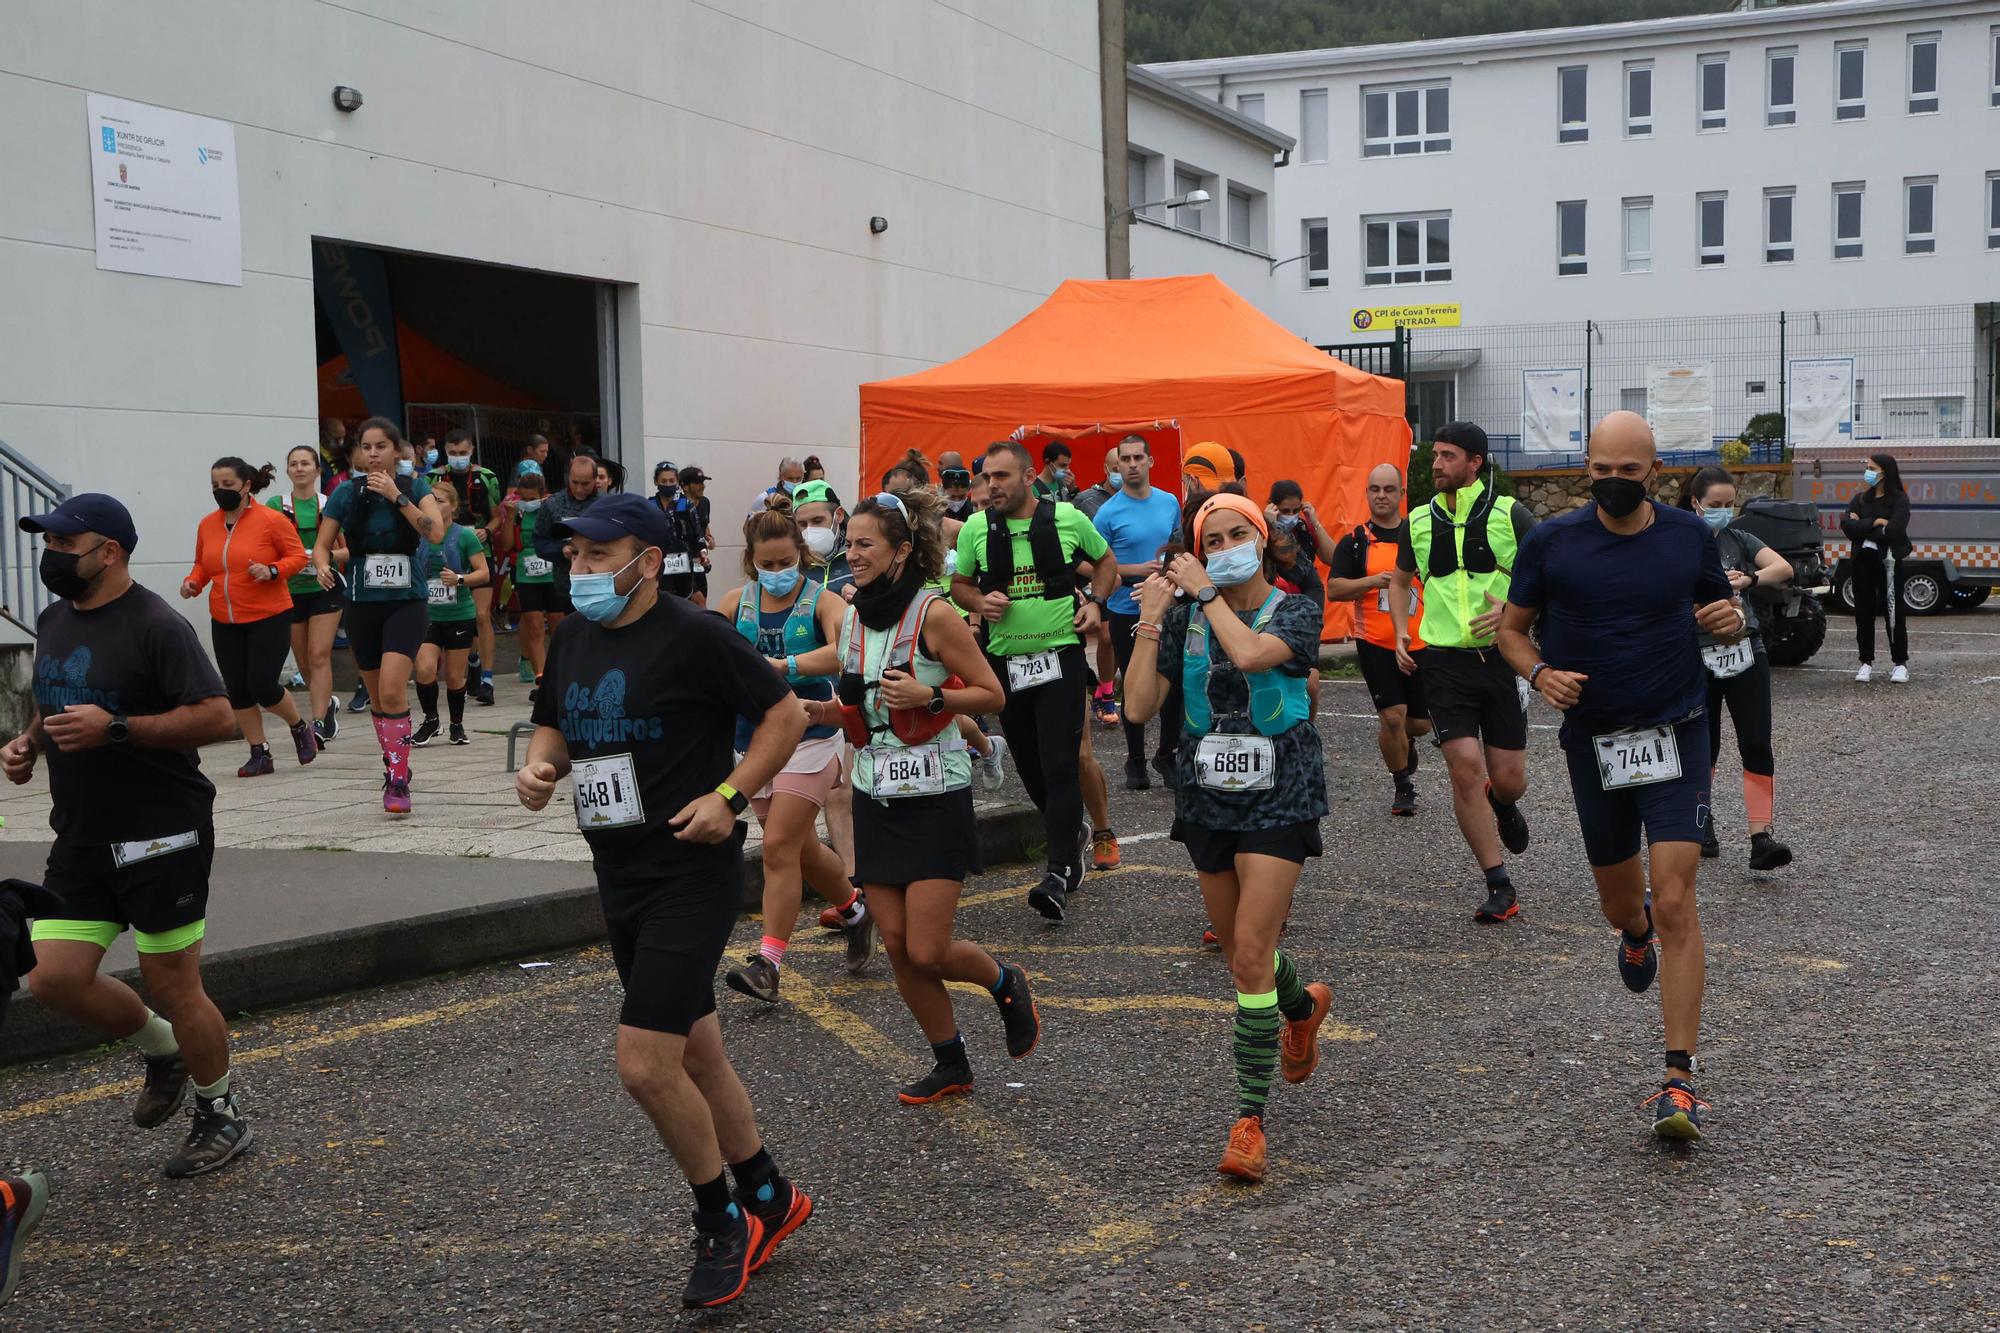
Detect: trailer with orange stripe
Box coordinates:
(1794, 440, 2000, 615)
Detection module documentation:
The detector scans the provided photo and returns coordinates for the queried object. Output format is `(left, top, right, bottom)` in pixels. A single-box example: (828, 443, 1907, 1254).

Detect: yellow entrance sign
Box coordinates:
(1349, 303, 1461, 331)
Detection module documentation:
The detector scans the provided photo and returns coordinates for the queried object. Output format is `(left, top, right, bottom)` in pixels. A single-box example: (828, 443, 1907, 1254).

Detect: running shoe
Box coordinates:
(1639, 1078, 1710, 1141)
(1216, 1115, 1266, 1183)
(1473, 884, 1519, 923)
(0, 1169, 49, 1308)
(682, 1207, 762, 1310)
(1199, 925, 1220, 951)
(734, 1178, 813, 1275)
(288, 719, 317, 766)
(1094, 692, 1120, 728)
(236, 747, 274, 778)
(897, 1058, 974, 1104)
(843, 913, 876, 975)
(1066, 825, 1090, 892)
(725, 955, 781, 1004)
(1027, 873, 1067, 923)
(321, 701, 339, 739)
(1618, 904, 1658, 994)
(473, 679, 496, 706)
(133, 1052, 188, 1129)
(1700, 824, 1720, 859)
(1279, 982, 1332, 1084)
(164, 1095, 253, 1178)
(287, 670, 306, 689)
(1853, 663, 1872, 683)
(383, 777, 412, 816)
(467, 652, 482, 676)
(818, 904, 847, 932)
(448, 724, 470, 746)
(993, 963, 1040, 1058)
(1487, 785, 1530, 855)
(410, 715, 441, 747)
(1749, 831, 1793, 871)
(347, 684, 371, 713)
(1151, 749, 1180, 791)
(1889, 664, 1909, 684)
(1391, 781, 1417, 817)
(1091, 829, 1121, 871)
(517, 659, 537, 683)
(313, 720, 334, 747)
(1123, 755, 1151, 791)
(977, 735, 1009, 792)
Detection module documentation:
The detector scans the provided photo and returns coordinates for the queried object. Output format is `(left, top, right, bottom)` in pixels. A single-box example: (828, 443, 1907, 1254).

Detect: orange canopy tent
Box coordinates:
(858, 274, 1412, 638)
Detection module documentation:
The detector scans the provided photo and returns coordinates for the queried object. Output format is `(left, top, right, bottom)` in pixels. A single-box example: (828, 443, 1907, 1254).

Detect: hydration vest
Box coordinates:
(733, 579, 833, 690)
(1348, 521, 1425, 651)
(1405, 478, 1520, 649)
(834, 589, 961, 747)
(1181, 590, 1311, 738)
(977, 500, 1077, 602)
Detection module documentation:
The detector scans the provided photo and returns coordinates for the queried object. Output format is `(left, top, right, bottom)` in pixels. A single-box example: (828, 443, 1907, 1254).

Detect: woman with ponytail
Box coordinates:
(181, 457, 315, 776)
(803, 487, 1038, 1104)
(269, 444, 346, 744)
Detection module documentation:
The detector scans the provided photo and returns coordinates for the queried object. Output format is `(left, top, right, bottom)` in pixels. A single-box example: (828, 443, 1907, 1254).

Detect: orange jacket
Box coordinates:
(185, 503, 307, 624)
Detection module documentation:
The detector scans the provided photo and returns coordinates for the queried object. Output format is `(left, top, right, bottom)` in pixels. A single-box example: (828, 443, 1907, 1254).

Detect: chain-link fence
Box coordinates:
(404, 404, 603, 483)
(1329, 302, 1997, 471)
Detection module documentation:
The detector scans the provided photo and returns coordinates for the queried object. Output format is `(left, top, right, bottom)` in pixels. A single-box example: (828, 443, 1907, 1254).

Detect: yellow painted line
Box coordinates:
(952, 862, 1166, 911)
(791, 937, 1567, 968)
(33, 1228, 682, 1264)
(0, 968, 612, 1126)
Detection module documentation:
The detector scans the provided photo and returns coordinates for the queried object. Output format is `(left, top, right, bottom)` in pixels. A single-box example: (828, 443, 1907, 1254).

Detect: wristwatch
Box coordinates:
(715, 782, 749, 816)
(107, 714, 131, 745)
(926, 685, 946, 715)
(395, 493, 413, 509)
(1195, 585, 1219, 606)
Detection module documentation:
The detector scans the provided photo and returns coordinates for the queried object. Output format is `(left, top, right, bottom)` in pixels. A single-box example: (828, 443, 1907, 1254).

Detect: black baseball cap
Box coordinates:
(551, 492, 673, 549)
(676, 466, 708, 486)
(19, 492, 139, 553)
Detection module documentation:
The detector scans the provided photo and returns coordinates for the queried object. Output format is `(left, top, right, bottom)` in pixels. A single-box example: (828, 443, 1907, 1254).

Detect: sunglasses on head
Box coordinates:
(941, 468, 971, 487)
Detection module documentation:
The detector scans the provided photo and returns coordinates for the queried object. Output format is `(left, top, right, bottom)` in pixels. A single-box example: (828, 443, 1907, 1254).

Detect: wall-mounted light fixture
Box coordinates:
(332, 86, 364, 113)
(869, 216, 889, 235)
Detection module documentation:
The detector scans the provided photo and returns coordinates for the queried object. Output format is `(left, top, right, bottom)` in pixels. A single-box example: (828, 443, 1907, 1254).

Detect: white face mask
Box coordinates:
(802, 525, 838, 559)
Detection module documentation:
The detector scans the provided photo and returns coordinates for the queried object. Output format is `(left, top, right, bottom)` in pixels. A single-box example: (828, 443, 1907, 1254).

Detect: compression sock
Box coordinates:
(758, 935, 787, 970)
(128, 1010, 180, 1058)
(414, 681, 439, 721)
(729, 1146, 778, 1203)
(930, 1033, 968, 1068)
(192, 1070, 230, 1102)
(373, 710, 413, 782)
(1273, 952, 1315, 1022)
(1744, 772, 1775, 828)
(1233, 991, 1281, 1119)
(446, 686, 466, 726)
(1483, 863, 1512, 891)
(691, 1171, 733, 1220)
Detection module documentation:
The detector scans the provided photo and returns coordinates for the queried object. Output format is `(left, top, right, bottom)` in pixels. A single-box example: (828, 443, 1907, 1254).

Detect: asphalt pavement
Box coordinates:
(1, 610, 1995, 1330)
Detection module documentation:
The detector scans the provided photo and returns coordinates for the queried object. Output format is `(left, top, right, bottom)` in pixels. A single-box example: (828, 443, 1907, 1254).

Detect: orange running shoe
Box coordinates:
(1091, 829, 1121, 871)
(1216, 1115, 1266, 1182)
(1279, 982, 1332, 1084)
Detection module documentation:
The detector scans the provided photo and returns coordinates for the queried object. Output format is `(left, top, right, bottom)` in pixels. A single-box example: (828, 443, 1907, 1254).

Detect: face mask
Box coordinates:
(802, 525, 839, 559)
(1862, 468, 1882, 487)
(1591, 476, 1648, 519)
(517, 498, 542, 513)
(570, 551, 648, 624)
(396, 459, 415, 477)
(657, 482, 678, 499)
(448, 455, 470, 472)
(758, 564, 802, 597)
(212, 488, 243, 512)
(780, 480, 797, 495)
(1055, 467, 1073, 485)
(1700, 506, 1733, 531)
(1205, 539, 1261, 588)
(39, 546, 101, 601)
(424, 449, 439, 468)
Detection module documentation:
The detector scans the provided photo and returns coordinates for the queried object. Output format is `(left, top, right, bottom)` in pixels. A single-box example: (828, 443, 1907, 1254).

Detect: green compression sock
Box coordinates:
(1273, 951, 1314, 1022)
(1232, 990, 1280, 1119)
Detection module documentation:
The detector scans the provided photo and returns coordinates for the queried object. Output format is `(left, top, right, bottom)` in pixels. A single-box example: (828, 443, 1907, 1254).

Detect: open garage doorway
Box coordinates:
(311, 240, 622, 484)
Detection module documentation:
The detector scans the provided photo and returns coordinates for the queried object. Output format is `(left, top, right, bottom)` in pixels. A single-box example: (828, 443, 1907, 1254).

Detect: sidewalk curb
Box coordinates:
(2, 802, 1047, 1066)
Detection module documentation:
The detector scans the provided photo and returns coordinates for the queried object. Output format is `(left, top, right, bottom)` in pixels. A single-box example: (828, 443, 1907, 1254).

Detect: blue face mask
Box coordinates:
(757, 564, 802, 597)
(570, 550, 648, 624)
(1205, 539, 1261, 588)
(516, 498, 542, 513)
(396, 459, 416, 477)
(780, 480, 798, 495)
(1700, 506, 1733, 531)
(448, 454, 470, 471)
(424, 449, 439, 468)
(1862, 468, 1882, 487)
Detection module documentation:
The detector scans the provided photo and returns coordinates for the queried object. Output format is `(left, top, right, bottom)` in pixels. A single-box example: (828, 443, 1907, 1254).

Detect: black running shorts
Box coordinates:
(1421, 647, 1526, 750)
(1171, 819, 1323, 875)
(344, 599, 429, 671)
(596, 831, 746, 1036)
(1355, 641, 1428, 719)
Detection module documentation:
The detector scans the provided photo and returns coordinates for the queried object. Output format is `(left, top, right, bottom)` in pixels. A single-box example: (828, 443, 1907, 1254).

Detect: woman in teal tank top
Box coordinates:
(269, 445, 347, 744)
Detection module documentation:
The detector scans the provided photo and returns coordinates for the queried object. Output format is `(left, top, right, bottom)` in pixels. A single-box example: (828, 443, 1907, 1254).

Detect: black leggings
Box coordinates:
(1109, 611, 1182, 765)
(1705, 652, 1774, 776)
(991, 642, 1088, 875)
(210, 613, 292, 710)
(1851, 552, 1908, 666)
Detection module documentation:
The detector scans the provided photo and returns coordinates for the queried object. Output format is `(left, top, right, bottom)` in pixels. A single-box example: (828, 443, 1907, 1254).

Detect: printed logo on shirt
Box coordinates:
(34, 647, 120, 712)
(559, 669, 664, 747)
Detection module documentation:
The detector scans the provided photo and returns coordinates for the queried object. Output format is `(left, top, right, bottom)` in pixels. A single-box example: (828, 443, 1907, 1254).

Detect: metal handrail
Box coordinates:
(0, 436, 72, 636)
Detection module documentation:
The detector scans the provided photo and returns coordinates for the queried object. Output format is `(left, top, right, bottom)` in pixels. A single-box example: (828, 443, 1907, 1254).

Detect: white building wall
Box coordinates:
(0, 0, 1105, 601)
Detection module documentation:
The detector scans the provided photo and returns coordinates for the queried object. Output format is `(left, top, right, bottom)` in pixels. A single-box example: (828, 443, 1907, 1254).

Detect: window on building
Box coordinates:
(1746, 380, 1767, 396)
(1991, 26, 1999, 106)
(1698, 192, 1727, 265)
(1908, 32, 1940, 114)
(1699, 54, 1728, 129)
(1622, 197, 1653, 272)
(1361, 81, 1450, 157)
(1988, 171, 2000, 249)
(1227, 187, 1253, 248)
(1362, 211, 1451, 285)
(1126, 152, 1162, 220)
(1300, 89, 1329, 162)
(1558, 66, 1588, 143)
(1834, 182, 1865, 259)
(1882, 395, 1964, 437)
(1764, 187, 1795, 263)
(1236, 93, 1264, 123)
(1905, 176, 1937, 254)
(1174, 168, 1203, 233)
(1625, 61, 1653, 136)
(1767, 47, 1797, 125)
(1558, 200, 1588, 275)
(1303, 218, 1329, 289)
(1836, 41, 1867, 120)
(1621, 387, 1648, 416)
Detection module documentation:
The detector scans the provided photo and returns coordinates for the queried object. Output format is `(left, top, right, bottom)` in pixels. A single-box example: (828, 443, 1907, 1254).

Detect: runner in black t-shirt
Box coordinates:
(515, 493, 814, 1310)
(3, 495, 251, 1178)
(1498, 413, 1745, 1142)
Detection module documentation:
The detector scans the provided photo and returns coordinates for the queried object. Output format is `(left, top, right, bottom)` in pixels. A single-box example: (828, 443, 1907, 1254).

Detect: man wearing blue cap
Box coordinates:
(513, 492, 817, 1310)
(0, 495, 250, 1178)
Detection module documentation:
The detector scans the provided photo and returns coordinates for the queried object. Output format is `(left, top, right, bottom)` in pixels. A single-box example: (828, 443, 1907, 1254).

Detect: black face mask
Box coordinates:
(851, 556, 922, 631)
(1591, 476, 1649, 519)
(213, 487, 243, 512)
(657, 484, 678, 499)
(40, 546, 102, 601)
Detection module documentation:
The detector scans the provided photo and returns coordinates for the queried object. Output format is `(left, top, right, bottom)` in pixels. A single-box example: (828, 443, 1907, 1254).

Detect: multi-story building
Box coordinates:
(1148, 0, 2000, 459)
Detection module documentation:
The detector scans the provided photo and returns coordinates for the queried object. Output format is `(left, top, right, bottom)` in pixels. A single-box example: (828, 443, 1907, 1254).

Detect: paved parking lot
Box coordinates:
(2, 611, 1995, 1330)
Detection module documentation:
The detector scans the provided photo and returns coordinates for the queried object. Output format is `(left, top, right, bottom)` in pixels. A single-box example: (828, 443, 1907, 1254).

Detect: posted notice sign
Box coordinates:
(1349, 303, 1460, 331)
(86, 94, 241, 287)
